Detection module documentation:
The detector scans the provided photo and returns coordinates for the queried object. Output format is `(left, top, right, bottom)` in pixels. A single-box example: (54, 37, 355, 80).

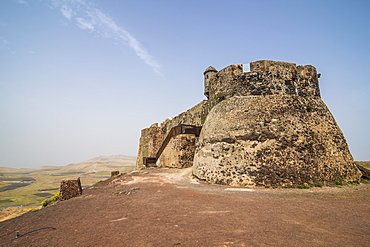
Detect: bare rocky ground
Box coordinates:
(0, 167, 369, 246)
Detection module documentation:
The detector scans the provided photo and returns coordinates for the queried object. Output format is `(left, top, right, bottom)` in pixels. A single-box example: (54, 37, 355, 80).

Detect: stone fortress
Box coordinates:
(136, 60, 362, 186)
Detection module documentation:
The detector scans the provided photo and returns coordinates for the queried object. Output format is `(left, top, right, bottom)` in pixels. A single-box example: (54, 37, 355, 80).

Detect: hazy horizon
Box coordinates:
(0, 154, 137, 170)
(1, 0, 369, 168)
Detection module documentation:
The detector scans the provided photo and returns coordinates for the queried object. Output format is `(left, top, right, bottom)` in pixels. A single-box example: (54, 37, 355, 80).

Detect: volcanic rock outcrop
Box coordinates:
(136, 60, 362, 186)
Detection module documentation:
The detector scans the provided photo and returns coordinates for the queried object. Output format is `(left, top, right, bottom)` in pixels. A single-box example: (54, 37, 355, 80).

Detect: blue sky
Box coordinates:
(1, 0, 369, 168)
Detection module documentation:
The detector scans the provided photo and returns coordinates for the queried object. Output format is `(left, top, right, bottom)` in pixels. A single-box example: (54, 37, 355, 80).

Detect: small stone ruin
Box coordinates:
(111, 171, 120, 177)
(59, 177, 83, 200)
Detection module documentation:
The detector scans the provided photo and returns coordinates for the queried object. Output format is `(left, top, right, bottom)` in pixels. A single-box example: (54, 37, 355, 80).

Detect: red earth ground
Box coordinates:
(1, 167, 369, 246)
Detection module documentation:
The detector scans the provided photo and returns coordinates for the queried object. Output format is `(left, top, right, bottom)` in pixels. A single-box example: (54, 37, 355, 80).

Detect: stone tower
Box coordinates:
(203, 66, 218, 98)
(192, 60, 361, 186)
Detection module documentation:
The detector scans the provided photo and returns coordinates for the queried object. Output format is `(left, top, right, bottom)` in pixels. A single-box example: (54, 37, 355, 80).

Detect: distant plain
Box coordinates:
(0, 155, 135, 220)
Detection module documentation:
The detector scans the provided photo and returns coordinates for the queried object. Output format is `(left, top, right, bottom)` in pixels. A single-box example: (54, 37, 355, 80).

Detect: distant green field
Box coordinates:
(0, 155, 136, 208)
(0, 167, 135, 208)
(0, 183, 31, 193)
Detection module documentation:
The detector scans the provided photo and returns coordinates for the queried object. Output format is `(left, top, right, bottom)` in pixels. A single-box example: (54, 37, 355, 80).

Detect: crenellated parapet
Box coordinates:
(205, 60, 320, 110)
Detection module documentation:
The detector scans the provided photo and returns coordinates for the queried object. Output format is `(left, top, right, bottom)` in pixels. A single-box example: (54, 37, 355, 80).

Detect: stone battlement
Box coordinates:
(204, 60, 320, 109)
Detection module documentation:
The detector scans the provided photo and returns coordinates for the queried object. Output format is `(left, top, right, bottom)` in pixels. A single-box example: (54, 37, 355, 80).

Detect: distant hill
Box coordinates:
(356, 161, 370, 169)
(0, 155, 136, 212)
(40, 155, 136, 173)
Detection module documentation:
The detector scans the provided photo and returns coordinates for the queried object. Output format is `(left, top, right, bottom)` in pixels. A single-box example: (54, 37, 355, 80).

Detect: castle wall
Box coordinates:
(156, 134, 196, 168)
(135, 100, 208, 169)
(193, 95, 361, 186)
(161, 100, 208, 136)
(135, 123, 164, 169)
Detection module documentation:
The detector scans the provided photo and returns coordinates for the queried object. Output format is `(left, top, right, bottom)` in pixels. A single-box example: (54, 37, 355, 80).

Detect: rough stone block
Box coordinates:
(59, 177, 82, 200)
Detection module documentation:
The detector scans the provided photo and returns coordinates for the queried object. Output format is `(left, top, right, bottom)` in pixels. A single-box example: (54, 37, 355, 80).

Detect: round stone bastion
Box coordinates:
(192, 95, 362, 187)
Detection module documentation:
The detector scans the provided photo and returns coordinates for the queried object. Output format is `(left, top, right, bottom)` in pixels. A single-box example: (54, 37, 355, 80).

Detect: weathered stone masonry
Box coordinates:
(136, 100, 208, 169)
(136, 60, 362, 186)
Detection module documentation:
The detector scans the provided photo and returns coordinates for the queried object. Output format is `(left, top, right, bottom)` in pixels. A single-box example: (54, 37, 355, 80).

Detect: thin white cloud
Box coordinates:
(60, 6, 73, 21)
(75, 17, 94, 30)
(49, 0, 162, 76)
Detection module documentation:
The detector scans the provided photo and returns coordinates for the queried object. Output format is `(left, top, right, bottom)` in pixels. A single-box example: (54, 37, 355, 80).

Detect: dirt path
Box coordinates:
(1, 167, 369, 246)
